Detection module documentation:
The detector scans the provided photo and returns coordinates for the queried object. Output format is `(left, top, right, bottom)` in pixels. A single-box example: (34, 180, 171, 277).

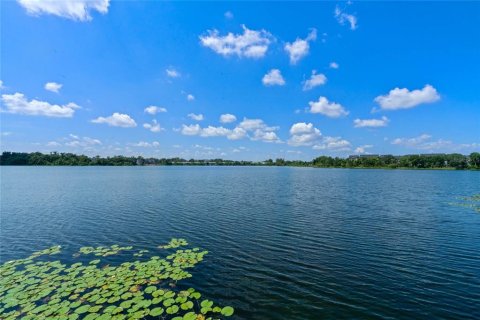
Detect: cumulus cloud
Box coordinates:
(288, 122, 322, 146)
(313, 136, 351, 151)
(354, 116, 389, 128)
(91, 112, 137, 127)
(17, 0, 110, 21)
(334, 5, 358, 30)
(180, 117, 279, 143)
(0, 80, 5, 90)
(262, 69, 285, 86)
(251, 130, 281, 143)
(374, 85, 440, 110)
(329, 62, 339, 69)
(303, 70, 327, 91)
(224, 11, 233, 19)
(227, 127, 247, 140)
(44, 82, 62, 93)
(308, 96, 349, 118)
(219, 113, 237, 123)
(1, 92, 80, 117)
(287, 122, 351, 151)
(284, 28, 317, 64)
(181, 124, 231, 138)
(166, 68, 180, 78)
(188, 113, 204, 121)
(144, 106, 167, 115)
(187, 94, 195, 101)
(143, 119, 164, 133)
(199, 25, 273, 59)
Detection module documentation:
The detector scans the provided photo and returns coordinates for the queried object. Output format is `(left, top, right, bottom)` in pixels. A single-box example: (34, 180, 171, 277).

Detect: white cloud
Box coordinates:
(181, 124, 232, 138)
(219, 113, 237, 123)
(354, 116, 389, 128)
(65, 135, 102, 147)
(374, 85, 440, 110)
(144, 105, 167, 115)
(224, 11, 233, 19)
(284, 28, 317, 64)
(44, 82, 62, 93)
(1, 92, 80, 117)
(334, 5, 358, 30)
(227, 127, 247, 140)
(303, 70, 327, 91)
(166, 68, 180, 78)
(252, 130, 281, 143)
(180, 124, 202, 136)
(288, 122, 322, 146)
(131, 141, 160, 148)
(0, 80, 5, 90)
(355, 145, 373, 154)
(392, 135, 480, 152)
(262, 69, 285, 86)
(143, 119, 164, 133)
(188, 113, 204, 121)
(1, 131, 12, 136)
(187, 94, 195, 101)
(91, 112, 137, 127)
(199, 24, 273, 59)
(313, 136, 351, 151)
(238, 118, 278, 132)
(329, 62, 339, 69)
(308, 96, 349, 118)
(17, 0, 110, 21)
(180, 117, 278, 143)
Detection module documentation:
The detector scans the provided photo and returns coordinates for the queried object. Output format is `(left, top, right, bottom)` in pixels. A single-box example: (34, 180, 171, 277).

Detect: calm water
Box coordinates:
(1, 166, 479, 319)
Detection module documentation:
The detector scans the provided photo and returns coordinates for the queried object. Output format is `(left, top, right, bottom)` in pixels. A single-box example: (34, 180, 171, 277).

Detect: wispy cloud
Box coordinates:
(17, 0, 110, 21)
(354, 116, 389, 128)
(334, 5, 358, 30)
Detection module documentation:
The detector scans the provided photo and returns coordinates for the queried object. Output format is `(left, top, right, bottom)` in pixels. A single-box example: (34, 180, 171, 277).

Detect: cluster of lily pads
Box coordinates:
(76, 245, 133, 257)
(449, 194, 480, 213)
(0, 239, 234, 319)
(159, 239, 189, 250)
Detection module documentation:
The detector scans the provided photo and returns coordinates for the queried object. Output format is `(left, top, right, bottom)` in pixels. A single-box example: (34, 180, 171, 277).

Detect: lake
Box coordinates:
(1, 166, 479, 319)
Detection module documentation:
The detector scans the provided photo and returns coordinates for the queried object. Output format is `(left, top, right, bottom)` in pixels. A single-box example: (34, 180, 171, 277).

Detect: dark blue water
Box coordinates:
(1, 167, 479, 319)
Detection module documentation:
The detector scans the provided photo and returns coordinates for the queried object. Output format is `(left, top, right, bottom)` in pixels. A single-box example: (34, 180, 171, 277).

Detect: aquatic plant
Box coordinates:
(0, 240, 234, 319)
(449, 194, 480, 213)
(159, 238, 188, 249)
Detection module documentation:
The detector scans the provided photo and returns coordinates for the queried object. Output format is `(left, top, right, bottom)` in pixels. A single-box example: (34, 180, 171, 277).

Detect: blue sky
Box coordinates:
(1, 0, 479, 160)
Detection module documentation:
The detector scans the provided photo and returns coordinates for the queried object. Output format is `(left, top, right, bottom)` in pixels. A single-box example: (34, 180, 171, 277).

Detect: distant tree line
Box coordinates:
(1, 151, 479, 170)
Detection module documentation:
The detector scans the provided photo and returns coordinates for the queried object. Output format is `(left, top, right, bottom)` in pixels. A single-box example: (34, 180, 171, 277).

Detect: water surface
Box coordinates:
(1, 167, 479, 319)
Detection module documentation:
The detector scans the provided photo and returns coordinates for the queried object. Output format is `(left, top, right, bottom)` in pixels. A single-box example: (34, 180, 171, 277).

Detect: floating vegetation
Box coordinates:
(159, 238, 188, 249)
(133, 250, 149, 257)
(449, 194, 480, 213)
(76, 245, 134, 257)
(0, 240, 234, 319)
